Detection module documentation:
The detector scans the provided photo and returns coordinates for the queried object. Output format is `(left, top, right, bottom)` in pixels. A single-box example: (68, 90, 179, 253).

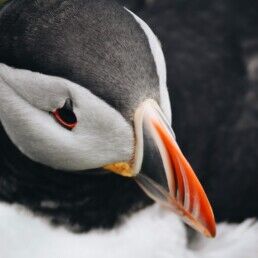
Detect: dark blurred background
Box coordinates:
(118, 0, 258, 222)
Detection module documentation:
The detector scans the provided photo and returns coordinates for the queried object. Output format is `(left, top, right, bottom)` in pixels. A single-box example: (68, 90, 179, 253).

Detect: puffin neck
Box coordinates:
(0, 124, 152, 232)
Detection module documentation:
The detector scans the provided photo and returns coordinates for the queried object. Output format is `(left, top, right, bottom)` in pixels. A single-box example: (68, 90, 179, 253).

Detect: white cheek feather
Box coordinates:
(125, 8, 172, 125)
(0, 64, 134, 170)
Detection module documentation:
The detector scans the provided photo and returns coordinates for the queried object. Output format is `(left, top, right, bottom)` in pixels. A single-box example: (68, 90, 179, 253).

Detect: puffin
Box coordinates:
(0, 0, 218, 240)
(1, 1, 258, 258)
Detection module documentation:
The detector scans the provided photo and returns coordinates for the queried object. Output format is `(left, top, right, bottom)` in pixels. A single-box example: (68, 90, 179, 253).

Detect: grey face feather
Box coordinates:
(0, 0, 172, 171)
(0, 64, 134, 170)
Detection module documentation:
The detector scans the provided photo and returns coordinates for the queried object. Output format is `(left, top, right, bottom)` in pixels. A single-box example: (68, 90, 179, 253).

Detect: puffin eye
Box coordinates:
(52, 98, 77, 130)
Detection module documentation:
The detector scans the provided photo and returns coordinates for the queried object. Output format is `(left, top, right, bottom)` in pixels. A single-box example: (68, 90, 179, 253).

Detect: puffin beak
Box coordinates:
(104, 99, 216, 237)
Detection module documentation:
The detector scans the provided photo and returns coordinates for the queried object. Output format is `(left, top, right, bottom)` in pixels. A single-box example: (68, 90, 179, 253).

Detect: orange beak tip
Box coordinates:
(107, 100, 217, 238)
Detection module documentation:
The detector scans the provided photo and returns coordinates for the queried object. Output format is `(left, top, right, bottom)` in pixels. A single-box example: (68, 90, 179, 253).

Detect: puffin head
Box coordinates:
(0, 0, 215, 237)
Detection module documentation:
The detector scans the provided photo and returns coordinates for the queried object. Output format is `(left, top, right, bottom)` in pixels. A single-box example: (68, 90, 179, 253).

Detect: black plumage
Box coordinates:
(0, 123, 152, 232)
(0, 0, 159, 120)
(0, 0, 258, 234)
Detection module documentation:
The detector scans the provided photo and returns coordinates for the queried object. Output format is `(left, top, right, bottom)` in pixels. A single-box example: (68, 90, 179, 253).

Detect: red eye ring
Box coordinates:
(51, 98, 77, 130)
(52, 109, 77, 130)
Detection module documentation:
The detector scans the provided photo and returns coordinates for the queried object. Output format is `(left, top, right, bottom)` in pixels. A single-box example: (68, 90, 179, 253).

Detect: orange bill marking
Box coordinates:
(152, 119, 216, 238)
